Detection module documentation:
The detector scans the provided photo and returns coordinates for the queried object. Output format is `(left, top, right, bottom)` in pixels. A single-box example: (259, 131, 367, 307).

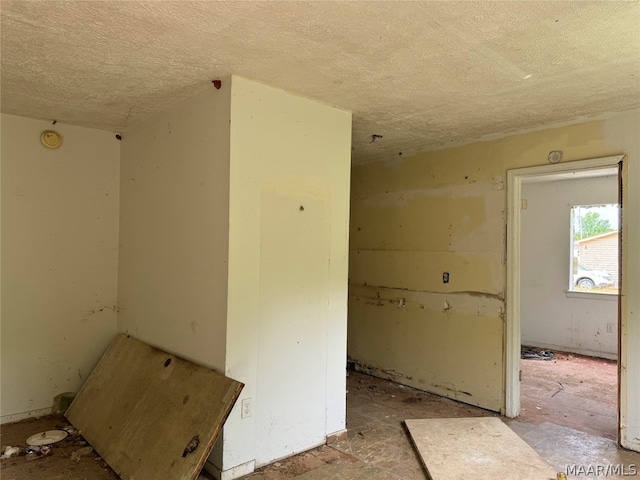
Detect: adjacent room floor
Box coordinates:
(519, 350, 618, 440)
(1, 355, 636, 480)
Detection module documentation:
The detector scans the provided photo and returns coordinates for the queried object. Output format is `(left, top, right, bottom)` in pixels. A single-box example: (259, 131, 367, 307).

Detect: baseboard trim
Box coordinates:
(204, 459, 255, 480)
(1, 407, 53, 425)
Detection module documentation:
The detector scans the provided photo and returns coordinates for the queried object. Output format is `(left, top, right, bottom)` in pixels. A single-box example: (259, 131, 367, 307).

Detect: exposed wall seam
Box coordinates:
(350, 248, 495, 254)
(351, 283, 503, 300)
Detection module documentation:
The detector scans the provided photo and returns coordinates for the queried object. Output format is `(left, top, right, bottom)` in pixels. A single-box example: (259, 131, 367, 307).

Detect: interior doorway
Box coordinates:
(518, 171, 619, 438)
(505, 155, 626, 444)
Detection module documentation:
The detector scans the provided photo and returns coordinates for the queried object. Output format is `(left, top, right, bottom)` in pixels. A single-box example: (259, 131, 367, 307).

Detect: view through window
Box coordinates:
(570, 203, 619, 294)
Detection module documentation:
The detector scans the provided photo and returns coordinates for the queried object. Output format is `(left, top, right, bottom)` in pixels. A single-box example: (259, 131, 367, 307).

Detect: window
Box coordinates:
(570, 204, 619, 294)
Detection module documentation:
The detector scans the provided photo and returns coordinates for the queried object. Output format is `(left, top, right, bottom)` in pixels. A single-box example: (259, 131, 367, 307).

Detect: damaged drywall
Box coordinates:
(349, 156, 506, 412)
(348, 110, 640, 433)
(348, 284, 504, 410)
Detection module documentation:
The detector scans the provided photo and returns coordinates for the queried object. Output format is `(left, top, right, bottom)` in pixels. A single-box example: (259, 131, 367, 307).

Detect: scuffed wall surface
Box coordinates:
(349, 112, 639, 417)
(1, 114, 120, 422)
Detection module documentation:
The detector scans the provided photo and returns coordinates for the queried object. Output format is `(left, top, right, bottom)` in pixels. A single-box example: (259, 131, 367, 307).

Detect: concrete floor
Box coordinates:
(1, 355, 637, 479)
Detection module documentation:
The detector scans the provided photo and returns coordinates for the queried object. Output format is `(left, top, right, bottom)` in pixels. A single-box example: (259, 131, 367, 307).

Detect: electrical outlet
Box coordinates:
(606, 323, 614, 334)
(241, 398, 252, 419)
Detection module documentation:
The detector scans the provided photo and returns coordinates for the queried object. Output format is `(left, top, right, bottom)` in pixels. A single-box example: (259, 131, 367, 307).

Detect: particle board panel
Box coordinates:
(66, 334, 243, 480)
(405, 417, 557, 480)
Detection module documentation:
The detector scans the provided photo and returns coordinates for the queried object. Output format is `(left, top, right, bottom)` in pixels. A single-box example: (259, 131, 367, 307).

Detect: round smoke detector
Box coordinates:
(548, 150, 563, 164)
(41, 130, 62, 149)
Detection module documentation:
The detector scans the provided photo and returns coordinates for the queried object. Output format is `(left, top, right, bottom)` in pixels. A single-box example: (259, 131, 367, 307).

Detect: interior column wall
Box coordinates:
(220, 76, 352, 475)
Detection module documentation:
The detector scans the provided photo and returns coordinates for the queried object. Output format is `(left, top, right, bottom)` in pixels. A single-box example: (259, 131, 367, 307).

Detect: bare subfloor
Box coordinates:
(243, 364, 636, 480)
(1, 358, 637, 480)
(519, 351, 618, 440)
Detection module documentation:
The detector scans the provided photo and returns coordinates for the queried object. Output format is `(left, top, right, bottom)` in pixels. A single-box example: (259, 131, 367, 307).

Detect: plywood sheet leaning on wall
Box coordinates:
(66, 334, 243, 480)
(405, 417, 557, 480)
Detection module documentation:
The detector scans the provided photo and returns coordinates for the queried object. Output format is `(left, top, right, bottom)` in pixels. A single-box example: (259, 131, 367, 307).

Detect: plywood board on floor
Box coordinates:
(66, 334, 243, 480)
(405, 417, 557, 480)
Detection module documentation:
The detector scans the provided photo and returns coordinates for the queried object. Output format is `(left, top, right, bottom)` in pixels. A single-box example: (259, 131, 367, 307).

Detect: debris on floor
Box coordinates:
(0, 414, 119, 479)
(0, 446, 20, 459)
(70, 446, 94, 462)
(521, 346, 555, 360)
(25, 445, 52, 461)
(26, 429, 68, 446)
(62, 425, 77, 435)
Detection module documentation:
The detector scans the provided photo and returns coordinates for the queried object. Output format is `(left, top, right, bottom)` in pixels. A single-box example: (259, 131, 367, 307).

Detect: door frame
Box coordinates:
(505, 155, 626, 443)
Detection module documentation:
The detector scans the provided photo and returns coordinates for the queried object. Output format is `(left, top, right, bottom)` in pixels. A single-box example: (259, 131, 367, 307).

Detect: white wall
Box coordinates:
(219, 76, 352, 475)
(1, 114, 120, 423)
(118, 83, 231, 372)
(521, 176, 618, 359)
(118, 77, 352, 478)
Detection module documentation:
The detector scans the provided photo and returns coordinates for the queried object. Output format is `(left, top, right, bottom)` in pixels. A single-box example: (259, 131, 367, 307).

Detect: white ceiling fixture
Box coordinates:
(40, 130, 62, 149)
(2, 1, 639, 164)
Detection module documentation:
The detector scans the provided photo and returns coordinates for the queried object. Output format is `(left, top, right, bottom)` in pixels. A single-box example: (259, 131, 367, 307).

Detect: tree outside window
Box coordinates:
(570, 204, 619, 294)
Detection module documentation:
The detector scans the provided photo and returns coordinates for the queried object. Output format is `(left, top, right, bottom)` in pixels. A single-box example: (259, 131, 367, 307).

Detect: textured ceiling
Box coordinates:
(2, 1, 639, 164)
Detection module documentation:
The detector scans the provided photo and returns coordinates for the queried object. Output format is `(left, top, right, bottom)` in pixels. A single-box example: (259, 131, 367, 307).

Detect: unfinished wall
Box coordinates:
(349, 151, 505, 410)
(521, 176, 618, 359)
(349, 110, 640, 452)
(1, 114, 120, 423)
(118, 83, 230, 372)
(217, 76, 352, 477)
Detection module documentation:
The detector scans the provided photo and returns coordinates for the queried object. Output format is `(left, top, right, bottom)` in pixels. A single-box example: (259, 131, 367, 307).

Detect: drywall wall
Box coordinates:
(118, 77, 351, 478)
(219, 76, 352, 476)
(521, 176, 618, 359)
(349, 109, 640, 452)
(1, 114, 119, 423)
(349, 153, 506, 410)
(118, 83, 231, 372)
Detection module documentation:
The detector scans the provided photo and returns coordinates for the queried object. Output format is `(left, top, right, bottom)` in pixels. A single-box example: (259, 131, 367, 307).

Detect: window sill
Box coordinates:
(565, 290, 619, 301)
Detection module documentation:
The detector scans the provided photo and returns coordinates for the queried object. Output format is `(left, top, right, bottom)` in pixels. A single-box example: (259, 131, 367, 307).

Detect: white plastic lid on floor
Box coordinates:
(26, 430, 68, 446)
